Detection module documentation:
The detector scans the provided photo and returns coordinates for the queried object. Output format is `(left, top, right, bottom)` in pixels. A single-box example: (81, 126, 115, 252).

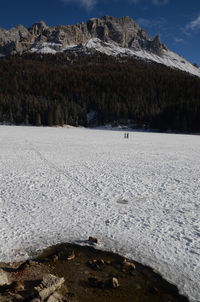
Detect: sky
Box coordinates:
(0, 0, 200, 65)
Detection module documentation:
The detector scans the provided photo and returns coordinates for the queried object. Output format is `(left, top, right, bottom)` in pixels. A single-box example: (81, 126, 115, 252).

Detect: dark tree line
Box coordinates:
(0, 53, 200, 132)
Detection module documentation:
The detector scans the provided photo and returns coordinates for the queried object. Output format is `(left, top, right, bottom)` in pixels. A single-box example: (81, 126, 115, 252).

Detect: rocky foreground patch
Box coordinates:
(0, 241, 188, 302)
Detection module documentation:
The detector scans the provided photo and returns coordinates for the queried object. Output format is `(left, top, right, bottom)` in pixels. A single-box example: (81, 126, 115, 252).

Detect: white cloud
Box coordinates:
(62, 0, 97, 10)
(152, 0, 169, 5)
(61, 0, 170, 10)
(186, 15, 200, 31)
(174, 37, 185, 43)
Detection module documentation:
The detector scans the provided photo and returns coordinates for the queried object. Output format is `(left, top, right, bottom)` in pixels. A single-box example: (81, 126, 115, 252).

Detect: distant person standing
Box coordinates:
(124, 132, 129, 139)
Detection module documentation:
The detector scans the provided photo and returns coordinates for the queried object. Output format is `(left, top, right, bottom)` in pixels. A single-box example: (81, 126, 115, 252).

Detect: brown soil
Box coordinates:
(0, 243, 189, 302)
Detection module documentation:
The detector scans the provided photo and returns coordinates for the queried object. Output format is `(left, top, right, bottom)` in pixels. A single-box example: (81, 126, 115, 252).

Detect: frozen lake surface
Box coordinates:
(0, 126, 200, 301)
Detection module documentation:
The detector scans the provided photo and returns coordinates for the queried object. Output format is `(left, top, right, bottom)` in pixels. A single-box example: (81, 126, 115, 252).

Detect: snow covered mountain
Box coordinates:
(0, 16, 200, 77)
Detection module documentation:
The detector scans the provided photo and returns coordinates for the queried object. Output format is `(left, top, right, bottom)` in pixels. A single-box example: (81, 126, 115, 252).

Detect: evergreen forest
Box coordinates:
(0, 52, 199, 132)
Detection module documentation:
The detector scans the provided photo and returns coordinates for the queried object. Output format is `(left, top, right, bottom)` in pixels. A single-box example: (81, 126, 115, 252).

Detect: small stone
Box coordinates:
(67, 250, 75, 261)
(47, 291, 64, 302)
(35, 274, 65, 301)
(0, 269, 10, 286)
(88, 237, 99, 244)
(122, 259, 136, 271)
(106, 277, 119, 288)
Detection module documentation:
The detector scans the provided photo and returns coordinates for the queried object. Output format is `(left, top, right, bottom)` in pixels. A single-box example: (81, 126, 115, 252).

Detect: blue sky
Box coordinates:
(1, 0, 200, 64)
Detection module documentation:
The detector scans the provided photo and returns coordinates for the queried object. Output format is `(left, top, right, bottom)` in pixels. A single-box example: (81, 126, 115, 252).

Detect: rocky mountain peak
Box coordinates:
(29, 20, 48, 35)
(150, 34, 167, 55)
(0, 16, 167, 56)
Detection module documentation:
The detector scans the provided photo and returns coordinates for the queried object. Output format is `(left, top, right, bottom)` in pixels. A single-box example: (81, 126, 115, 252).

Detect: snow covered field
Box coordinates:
(0, 126, 200, 301)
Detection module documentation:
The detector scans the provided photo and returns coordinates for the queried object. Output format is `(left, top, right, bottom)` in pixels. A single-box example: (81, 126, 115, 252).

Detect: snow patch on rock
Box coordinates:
(30, 42, 62, 54)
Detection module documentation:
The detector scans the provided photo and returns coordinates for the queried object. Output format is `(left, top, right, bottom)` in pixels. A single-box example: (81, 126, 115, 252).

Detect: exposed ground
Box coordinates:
(0, 243, 188, 302)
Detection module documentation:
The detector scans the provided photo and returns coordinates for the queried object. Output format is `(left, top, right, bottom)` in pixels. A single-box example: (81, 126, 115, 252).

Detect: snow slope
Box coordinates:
(84, 38, 200, 78)
(29, 38, 200, 78)
(0, 126, 200, 301)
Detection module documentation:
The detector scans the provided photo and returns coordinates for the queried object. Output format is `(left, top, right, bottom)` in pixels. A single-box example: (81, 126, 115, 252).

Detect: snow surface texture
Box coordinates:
(0, 126, 200, 301)
(29, 38, 200, 78)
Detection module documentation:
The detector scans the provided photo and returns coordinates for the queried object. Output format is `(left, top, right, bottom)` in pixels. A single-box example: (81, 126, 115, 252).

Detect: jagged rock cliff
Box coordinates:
(1, 16, 200, 77)
(0, 16, 166, 56)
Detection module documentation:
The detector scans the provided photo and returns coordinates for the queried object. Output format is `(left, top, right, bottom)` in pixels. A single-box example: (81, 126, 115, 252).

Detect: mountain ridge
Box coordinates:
(0, 16, 166, 55)
(0, 16, 199, 77)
